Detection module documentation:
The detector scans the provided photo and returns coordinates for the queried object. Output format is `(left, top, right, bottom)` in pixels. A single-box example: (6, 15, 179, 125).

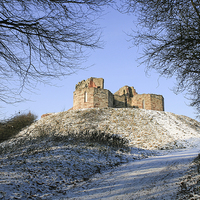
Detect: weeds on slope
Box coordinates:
(0, 123, 130, 156)
(50, 130, 129, 150)
(33, 123, 130, 150)
(0, 112, 37, 143)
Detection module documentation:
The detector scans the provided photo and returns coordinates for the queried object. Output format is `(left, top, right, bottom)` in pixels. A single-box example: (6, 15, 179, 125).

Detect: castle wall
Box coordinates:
(73, 87, 113, 110)
(132, 94, 164, 111)
(150, 94, 164, 111)
(92, 78, 104, 89)
(73, 88, 94, 110)
(132, 94, 152, 110)
(108, 91, 114, 107)
(113, 95, 126, 108)
(94, 89, 113, 108)
(114, 86, 138, 108)
(114, 86, 137, 97)
(75, 77, 104, 90)
(113, 95, 133, 108)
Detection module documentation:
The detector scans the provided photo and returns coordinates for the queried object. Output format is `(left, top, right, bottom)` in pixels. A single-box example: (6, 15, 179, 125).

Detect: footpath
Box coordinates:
(62, 148, 200, 200)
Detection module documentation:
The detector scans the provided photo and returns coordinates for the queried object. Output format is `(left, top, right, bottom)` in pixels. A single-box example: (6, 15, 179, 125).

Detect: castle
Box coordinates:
(73, 77, 164, 111)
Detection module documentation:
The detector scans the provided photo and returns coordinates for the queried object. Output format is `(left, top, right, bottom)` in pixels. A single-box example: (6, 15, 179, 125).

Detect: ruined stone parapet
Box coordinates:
(41, 113, 53, 118)
(75, 77, 104, 90)
(114, 86, 137, 97)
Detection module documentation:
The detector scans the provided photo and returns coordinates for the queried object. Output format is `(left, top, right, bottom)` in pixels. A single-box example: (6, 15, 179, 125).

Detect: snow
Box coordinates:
(0, 108, 200, 199)
(63, 148, 199, 200)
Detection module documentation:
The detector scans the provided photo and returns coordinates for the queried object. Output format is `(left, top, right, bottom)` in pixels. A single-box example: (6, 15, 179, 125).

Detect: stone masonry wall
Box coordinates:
(131, 94, 164, 111)
(73, 87, 113, 110)
(114, 86, 137, 97)
(114, 95, 134, 108)
(94, 89, 113, 108)
(132, 94, 152, 110)
(114, 86, 138, 108)
(108, 90, 114, 107)
(73, 88, 94, 110)
(92, 78, 104, 89)
(75, 77, 104, 90)
(150, 94, 164, 111)
(113, 95, 126, 108)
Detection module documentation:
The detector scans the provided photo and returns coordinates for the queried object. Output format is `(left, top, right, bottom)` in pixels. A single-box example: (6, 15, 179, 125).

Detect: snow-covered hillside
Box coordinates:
(0, 108, 200, 199)
(20, 108, 200, 150)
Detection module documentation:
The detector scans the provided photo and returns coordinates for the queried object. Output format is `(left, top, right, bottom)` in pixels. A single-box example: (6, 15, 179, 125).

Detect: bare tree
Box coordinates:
(120, 0, 200, 116)
(0, 0, 111, 103)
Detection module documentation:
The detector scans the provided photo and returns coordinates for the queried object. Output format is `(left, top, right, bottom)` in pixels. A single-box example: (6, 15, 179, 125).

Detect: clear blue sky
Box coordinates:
(1, 6, 198, 120)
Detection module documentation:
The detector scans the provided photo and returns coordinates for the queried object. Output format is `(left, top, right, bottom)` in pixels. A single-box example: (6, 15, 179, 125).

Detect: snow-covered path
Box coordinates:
(61, 149, 199, 200)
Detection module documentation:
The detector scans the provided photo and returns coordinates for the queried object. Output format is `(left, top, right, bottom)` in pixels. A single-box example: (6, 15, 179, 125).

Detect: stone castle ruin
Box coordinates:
(73, 77, 164, 111)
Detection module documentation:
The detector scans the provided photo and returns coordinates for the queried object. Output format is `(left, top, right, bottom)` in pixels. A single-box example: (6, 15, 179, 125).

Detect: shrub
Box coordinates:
(36, 129, 130, 150)
(0, 112, 37, 142)
(76, 130, 129, 149)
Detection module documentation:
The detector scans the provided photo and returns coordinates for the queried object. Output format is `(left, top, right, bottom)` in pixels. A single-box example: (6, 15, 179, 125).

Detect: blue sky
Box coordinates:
(1, 6, 198, 120)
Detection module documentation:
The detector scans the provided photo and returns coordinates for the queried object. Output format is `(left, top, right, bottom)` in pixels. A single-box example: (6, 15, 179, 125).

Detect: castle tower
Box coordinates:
(73, 77, 113, 110)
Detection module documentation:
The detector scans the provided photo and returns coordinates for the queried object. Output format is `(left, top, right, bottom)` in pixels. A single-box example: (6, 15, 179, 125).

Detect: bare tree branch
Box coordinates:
(0, 0, 112, 103)
(120, 0, 200, 117)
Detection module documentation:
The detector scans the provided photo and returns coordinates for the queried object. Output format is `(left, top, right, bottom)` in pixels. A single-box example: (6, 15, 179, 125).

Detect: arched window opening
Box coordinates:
(142, 100, 145, 109)
(84, 91, 87, 102)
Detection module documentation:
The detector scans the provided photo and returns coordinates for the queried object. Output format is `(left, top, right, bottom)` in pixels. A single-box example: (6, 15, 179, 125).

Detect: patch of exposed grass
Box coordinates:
(30, 124, 130, 152)
(176, 154, 200, 199)
(45, 130, 129, 150)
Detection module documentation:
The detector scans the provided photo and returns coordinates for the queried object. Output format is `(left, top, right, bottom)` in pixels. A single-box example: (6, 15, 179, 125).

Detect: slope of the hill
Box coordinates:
(19, 108, 200, 150)
(0, 108, 200, 199)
